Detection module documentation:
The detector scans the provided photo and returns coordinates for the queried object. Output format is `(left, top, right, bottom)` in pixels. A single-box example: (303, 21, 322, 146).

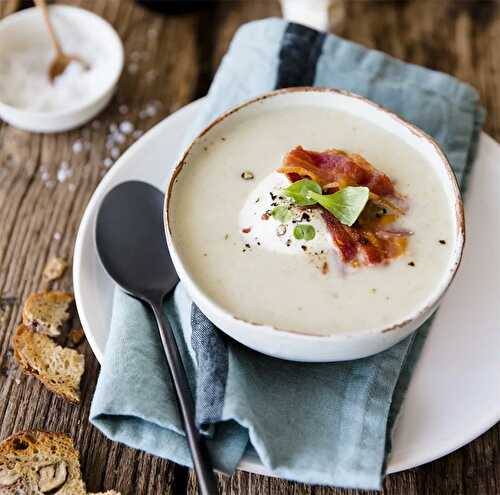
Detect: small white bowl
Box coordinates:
(165, 88, 465, 362)
(0, 6, 123, 133)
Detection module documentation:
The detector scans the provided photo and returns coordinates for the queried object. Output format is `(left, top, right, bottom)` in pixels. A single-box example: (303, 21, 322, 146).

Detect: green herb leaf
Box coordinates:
(293, 224, 316, 241)
(309, 186, 369, 226)
(272, 205, 293, 223)
(283, 179, 322, 206)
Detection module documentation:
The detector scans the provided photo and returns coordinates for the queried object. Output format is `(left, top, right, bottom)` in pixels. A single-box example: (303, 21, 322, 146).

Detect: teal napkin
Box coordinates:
(91, 18, 484, 490)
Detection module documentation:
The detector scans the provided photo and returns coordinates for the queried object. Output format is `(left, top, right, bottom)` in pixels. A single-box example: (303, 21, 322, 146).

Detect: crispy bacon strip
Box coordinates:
(278, 146, 395, 196)
(321, 210, 409, 265)
(278, 146, 411, 267)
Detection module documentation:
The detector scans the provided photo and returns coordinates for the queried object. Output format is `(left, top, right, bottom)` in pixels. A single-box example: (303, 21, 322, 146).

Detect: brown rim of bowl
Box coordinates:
(164, 86, 465, 339)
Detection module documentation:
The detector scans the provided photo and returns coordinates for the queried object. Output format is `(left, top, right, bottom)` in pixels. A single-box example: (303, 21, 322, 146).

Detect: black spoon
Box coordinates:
(95, 180, 218, 495)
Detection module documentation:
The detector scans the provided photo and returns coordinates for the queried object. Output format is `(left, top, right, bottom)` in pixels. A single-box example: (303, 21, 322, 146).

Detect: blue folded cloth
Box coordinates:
(91, 18, 484, 490)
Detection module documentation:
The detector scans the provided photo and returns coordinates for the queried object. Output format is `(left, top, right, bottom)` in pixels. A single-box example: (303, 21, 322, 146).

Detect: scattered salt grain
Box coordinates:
(119, 104, 129, 115)
(148, 27, 158, 39)
(53, 232, 61, 241)
(132, 130, 143, 139)
(103, 158, 113, 168)
(57, 169, 68, 183)
(113, 132, 126, 144)
(130, 51, 145, 62)
(110, 147, 120, 159)
(146, 70, 157, 83)
(145, 103, 157, 117)
(128, 62, 139, 75)
(120, 121, 134, 134)
(109, 123, 118, 133)
(68, 183, 76, 192)
(57, 161, 73, 183)
(72, 140, 83, 154)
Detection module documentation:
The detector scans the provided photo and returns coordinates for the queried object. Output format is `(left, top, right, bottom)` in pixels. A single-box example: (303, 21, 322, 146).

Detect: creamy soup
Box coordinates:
(169, 104, 458, 336)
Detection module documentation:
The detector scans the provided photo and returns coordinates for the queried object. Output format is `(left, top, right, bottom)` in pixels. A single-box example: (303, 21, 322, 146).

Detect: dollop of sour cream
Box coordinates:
(239, 172, 334, 255)
(0, 34, 108, 112)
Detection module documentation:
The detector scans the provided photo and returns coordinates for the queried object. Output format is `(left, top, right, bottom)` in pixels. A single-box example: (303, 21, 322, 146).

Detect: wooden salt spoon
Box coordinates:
(34, 0, 89, 83)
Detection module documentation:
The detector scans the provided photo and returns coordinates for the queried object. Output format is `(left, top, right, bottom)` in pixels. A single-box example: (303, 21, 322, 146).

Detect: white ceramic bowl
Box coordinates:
(165, 88, 464, 362)
(0, 6, 123, 133)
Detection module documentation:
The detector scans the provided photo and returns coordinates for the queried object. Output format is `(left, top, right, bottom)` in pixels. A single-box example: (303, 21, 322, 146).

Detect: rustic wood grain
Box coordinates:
(0, 1, 499, 494)
(0, 0, 200, 493)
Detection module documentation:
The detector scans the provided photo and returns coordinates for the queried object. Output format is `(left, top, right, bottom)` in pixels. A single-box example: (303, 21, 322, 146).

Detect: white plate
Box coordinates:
(74, 97, 500, 475)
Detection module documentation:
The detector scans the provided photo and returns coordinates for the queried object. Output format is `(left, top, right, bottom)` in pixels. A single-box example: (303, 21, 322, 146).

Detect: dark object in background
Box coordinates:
(136, 0, 213, 15)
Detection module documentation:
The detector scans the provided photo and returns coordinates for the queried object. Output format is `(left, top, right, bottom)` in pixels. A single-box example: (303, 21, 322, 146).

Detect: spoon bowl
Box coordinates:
(48, 52, 89, 83)
(96, 181, 178, 300)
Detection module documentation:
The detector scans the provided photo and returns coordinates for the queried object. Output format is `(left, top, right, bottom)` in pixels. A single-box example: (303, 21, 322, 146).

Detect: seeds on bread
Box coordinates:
(0, 431, 122, 494)
(0, 431, 86, 494)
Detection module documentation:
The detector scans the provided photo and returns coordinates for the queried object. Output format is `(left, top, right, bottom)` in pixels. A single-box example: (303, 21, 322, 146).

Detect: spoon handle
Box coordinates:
(34, 0, 64, 56)
(151, 301, 218, 495)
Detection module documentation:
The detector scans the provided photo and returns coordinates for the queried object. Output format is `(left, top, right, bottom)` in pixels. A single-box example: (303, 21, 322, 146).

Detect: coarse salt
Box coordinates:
(128, 63, 139, 75)
(57, 161, 72, 183)
(72, 140, 83, 153)
(0, 27, 108, 112)
(119, 121, 134, 134)
(113, 132, 126, 144)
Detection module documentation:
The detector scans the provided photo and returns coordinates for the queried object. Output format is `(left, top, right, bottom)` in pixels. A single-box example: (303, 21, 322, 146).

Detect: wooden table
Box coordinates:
(0, 1, 499, 493)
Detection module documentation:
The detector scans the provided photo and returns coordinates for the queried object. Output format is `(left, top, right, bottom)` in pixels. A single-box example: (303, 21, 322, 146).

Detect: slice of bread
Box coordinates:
(0, 431, 121, 495)
(13, 325, 85, 403)
(0, 431, 86, 494)
(23, 291, 74, 337)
